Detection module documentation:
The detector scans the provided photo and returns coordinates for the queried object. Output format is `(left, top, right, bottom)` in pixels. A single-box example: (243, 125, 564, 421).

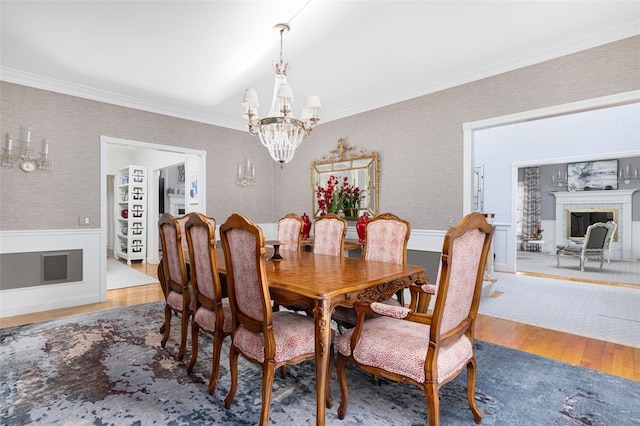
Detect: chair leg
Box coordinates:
(259, 361, 277, 426)
(186, 321, 199, 373)
(161, 305, 172, 348)
(208, 331, 226, 395)
(336, 355, 349, 420)
(466, 358, 483, 424)
(425, 382, 440, 426)
(178, 310, 189, 360)
(224, 345, 240, 409)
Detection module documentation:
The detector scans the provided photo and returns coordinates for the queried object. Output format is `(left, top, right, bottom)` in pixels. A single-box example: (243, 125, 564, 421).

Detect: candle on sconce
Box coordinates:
(7, 136, 12, 151)
(26, 128, 31, 143)
(237, 163, 243, 179)
(43, 140, 49, 155)
(251, 163, 255, 179)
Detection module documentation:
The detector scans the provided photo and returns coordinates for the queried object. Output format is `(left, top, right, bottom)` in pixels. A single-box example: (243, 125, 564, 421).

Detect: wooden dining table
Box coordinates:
(214, 247, 427, 425)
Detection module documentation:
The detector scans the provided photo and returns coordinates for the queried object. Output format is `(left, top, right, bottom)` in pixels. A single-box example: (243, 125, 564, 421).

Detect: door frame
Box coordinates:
(100, 135, 206, 292)
(462, 90, 640, 273)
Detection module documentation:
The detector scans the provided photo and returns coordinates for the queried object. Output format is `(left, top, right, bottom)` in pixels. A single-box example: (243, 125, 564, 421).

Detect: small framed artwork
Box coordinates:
(567, 159, 618, 191)
(188, 173, 199, 204)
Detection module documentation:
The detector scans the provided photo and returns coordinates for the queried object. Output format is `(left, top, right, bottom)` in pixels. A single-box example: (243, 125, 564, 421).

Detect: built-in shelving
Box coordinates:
(115, 165, 147, 264)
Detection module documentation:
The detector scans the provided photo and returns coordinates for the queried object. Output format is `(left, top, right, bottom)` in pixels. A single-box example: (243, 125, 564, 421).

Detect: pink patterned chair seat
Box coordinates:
(336, 316, 473, 384)
(193, 299, 233, 334)
(233, 311, 318, 363)
(335, 212, 494, 425)
(158, 213, 192, 361)
(167, 284, 196, 313)
(221, 213, 334, 424)
(332, 213, 410, 330)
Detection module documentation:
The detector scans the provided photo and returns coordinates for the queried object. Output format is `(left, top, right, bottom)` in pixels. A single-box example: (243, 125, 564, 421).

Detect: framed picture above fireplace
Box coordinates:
(567, 159, 618, 191)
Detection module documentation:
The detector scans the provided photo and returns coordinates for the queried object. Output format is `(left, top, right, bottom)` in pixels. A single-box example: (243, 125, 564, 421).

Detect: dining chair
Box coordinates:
(184, 212, 232, 395)
(332, 212, 411, 331)
(220, 213, 333, 426)
(275, 212, 307, 315)
(335, 212, 494, 426)
(312, 213, 347, 256)
(556, 222, 610, 271)
(157, 213, 194, 360)
(277, 212, 303, 251)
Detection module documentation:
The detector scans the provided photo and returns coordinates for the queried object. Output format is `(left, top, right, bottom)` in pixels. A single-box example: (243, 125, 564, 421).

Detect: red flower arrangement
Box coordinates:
(316, 175, 363, 216)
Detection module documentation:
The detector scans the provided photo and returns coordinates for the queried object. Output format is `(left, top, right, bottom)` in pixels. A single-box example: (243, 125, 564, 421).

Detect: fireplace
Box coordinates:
(567, 209, 618, 241)
(552, 189, 636, 260)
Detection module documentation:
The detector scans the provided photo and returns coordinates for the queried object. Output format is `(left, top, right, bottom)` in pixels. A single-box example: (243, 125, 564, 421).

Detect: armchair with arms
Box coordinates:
(604, 220, 617, 262)
(556, 222, 611, 271)
(332, 212, 411, 331)
(335, 212, 493, 425)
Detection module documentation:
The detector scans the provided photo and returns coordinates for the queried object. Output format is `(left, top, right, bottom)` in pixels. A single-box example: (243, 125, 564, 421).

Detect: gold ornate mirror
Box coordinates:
(311, 138, 379, 219)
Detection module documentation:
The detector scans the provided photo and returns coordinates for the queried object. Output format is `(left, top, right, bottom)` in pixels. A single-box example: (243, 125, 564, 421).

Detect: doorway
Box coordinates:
(463, 90, 640, 276)
(100, 136, 207, 291)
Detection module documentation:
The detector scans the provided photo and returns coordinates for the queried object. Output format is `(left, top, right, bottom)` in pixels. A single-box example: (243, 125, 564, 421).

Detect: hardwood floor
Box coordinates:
(1, 262, 638, 382)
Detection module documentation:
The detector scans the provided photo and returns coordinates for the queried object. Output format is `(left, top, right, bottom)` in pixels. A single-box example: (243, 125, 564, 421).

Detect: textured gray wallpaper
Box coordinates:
(1, 36, 639, 231)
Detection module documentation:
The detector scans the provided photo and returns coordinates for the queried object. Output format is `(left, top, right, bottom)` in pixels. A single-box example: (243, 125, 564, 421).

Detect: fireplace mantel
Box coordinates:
(552, 189, 636, 259)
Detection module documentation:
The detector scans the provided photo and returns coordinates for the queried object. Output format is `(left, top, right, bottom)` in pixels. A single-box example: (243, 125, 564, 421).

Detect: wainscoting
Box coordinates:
(0, 229, 103, 317)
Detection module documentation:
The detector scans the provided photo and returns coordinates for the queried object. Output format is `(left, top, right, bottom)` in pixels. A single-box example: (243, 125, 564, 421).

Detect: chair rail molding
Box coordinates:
(552, 189, 637, 260)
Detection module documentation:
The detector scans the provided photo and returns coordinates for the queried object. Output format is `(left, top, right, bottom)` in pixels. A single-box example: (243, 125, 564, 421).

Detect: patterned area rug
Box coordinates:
(1, 302, 638, 425)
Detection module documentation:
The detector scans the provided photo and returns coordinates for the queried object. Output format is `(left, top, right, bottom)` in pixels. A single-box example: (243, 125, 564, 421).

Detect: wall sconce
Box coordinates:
(1, 126, 52, 172)
(236, 157, 255, 187)
(551, 169, 567, 188)
(618, 164, 639, 184)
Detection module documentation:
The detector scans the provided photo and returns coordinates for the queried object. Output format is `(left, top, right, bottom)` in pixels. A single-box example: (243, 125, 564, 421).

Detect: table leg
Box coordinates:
(314, 299, 332, 426)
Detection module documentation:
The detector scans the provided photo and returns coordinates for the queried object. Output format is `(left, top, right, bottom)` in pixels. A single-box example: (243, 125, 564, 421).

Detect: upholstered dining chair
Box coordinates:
(332, 212, 411, 331)
(335, 212, 493, 426)
(312, 213, 347, 256)
(157, 213, 194, 360)
(277, 213, 303, 251)
(184, 212, 232, 395)
(275, 212, 305, 314)
(220, 213, 333, 426)
(556, 222, 610, 271)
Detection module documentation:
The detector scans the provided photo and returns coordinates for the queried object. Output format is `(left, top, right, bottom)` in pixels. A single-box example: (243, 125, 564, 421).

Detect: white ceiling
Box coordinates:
(2, 1, 639, 131)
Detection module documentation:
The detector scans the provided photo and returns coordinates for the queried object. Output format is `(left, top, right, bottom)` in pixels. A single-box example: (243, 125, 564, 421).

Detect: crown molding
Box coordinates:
(2, 19, 638, 129)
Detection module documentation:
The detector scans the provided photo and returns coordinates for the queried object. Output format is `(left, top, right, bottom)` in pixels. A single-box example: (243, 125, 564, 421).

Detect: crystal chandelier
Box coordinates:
(242, 23, 321, 167)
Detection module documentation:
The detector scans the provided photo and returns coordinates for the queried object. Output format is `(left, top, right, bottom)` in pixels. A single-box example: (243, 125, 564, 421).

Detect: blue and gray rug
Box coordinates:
(1, 302, 638, 425)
